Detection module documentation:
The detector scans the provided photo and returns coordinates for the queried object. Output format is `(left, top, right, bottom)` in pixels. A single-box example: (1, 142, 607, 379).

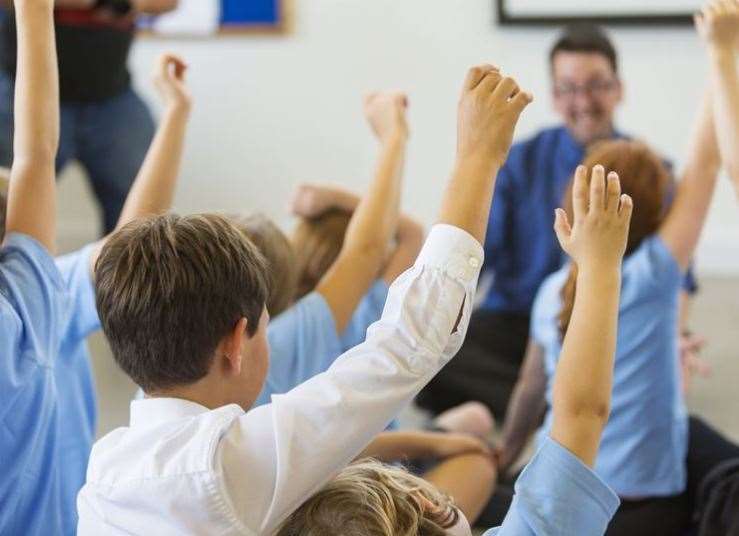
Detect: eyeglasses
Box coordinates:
(553, 79, 618, 99)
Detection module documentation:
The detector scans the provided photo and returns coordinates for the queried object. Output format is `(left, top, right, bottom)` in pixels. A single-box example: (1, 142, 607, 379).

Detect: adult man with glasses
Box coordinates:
(417, 23, 698, 425)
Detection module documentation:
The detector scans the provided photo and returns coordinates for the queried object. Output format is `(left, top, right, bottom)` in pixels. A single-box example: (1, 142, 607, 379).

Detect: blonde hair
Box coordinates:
(275, 459, 458, 536)
(292, 209, 351, 300)
(229, 214, 298, 317)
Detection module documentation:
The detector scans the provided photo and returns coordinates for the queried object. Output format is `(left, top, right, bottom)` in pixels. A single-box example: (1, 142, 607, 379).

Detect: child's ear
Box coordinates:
(222, 317, 248, 377)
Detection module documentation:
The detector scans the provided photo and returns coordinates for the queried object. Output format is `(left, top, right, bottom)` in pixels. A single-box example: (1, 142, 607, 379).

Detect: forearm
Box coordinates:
(357, 431, 439, 462)
(499, 383, 546, 470)
(115, 104, 189, 231)
(438, 155, 500, 244)
(709, 47, 739, 192)
(551, 266, 620, 467)
(5, 0, 59, 250)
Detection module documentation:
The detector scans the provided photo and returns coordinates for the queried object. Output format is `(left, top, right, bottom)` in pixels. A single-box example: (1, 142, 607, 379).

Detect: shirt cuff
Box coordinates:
(414, 224, 484, 285)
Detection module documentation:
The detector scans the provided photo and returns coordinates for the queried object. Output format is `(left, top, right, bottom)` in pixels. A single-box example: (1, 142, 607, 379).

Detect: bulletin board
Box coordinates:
(139, 0, 285, 36)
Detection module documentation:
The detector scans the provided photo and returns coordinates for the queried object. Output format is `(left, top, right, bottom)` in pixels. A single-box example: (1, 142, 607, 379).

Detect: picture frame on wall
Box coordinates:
(139, 0, 285, 37)
(497, 0, 700, 25)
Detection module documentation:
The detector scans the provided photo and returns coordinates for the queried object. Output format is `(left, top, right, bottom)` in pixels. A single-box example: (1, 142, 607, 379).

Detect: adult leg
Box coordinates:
(605, 496, 690, 536)
(417, 311, 530, 420)
(76, 87, 155, 234)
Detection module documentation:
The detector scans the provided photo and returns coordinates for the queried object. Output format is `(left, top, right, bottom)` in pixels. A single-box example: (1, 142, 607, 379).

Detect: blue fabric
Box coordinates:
(479, 126, 693, 314)
(484, 437, 619, 535)
(0, 234, 67, 535)
(54, 245, 100, 532)
(255, 282, 390, 409)
(531, 235, 688, 497)
(0, 73, 155, 233)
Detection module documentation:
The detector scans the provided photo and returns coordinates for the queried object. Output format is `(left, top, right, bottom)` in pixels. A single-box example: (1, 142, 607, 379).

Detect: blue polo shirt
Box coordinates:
(256, 280, 390, 407)
(0, 235, 100, 536)
(480, 126, 693, 315)
(531, 235, 688, 497)
(484, 436, 619, 535)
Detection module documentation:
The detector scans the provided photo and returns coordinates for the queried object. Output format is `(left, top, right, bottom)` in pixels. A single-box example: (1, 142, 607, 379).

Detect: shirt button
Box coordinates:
(469, 257, 480, 268)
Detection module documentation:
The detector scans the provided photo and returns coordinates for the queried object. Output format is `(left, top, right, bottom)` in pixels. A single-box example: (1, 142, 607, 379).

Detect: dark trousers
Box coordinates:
(416, 310, 530, 421)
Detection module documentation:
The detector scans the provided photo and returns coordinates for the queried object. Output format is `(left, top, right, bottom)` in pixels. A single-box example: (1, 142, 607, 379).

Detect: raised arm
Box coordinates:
(438, 65, 531, 244)
(658, 42, 722, 269)
(89, 53, 191, 270)
(549, 166, 632, 466)
(497, 339, 548, 473)
(313, 94, 407, 333)
(696, 1, 739, 196)
(3, 0, 59, 251)
(291, 184, 425, 285)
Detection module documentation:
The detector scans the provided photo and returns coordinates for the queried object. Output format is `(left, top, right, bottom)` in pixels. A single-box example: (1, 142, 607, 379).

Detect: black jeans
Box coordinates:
(416, 311, 530, 421)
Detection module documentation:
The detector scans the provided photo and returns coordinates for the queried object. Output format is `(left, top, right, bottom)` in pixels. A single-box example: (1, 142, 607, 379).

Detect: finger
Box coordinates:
(589, 165, 606, 213)
(618, 193, 633, 223)
(553, 208, 572, 248)
(572, 165, 589, 221)
(510, 90, 534, 114)
(605, 171, 621, 213)
(491, 76, 520, 103)
(476, 70, 503, 95)
(463, 64, 500, 90)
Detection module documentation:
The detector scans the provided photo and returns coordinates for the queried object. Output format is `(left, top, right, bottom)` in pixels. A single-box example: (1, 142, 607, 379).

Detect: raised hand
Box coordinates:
(363, 92, 409, 144)
(457, 64, 533, 167)
(153, 53, 191, 111)
(289, 183, 341, 219)
(695, 0, 739, 51)
(554, 165, 633, 271)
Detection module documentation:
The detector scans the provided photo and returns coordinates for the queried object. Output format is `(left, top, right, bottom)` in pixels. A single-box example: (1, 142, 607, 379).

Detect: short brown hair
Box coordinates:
(276, 459, 458, 536)
(230, 213, 297, 317)
(95, 213, 269, 393)
(292, 209, 351, 300)
(550, 23, 618, 74)
(558, 140, 670, 337)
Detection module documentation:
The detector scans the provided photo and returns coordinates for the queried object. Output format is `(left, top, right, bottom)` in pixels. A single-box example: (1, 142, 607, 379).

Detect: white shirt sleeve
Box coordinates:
(217, 224, 484, 534)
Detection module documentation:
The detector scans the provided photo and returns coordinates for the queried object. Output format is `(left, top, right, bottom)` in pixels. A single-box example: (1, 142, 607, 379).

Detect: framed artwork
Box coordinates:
(497, 0, 700, 25)
(139, 0, 285, 36)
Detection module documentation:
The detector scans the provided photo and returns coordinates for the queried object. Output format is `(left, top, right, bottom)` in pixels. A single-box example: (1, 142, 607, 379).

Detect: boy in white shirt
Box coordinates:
(77, 65, 532, 535)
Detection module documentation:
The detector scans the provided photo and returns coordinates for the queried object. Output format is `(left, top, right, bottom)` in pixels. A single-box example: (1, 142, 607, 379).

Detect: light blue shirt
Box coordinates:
(531, 235, 687, 497)
(256, 280, 390, 407)
(484, 436, 620, 535)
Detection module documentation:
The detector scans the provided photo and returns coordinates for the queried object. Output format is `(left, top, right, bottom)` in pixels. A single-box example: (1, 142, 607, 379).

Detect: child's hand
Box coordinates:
(554, 165, 633, 272)
(363, 92, 409, 144)
(457, 64, 532, 167)
(695, 0, 739, 51)
(153, 53, 191, 112)
(289, 183, 339, 218)
(431, 433, 492, 460)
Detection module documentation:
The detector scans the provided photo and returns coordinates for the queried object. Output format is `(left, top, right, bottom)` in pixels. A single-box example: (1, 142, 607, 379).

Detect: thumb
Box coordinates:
(553, 208, 572, 249)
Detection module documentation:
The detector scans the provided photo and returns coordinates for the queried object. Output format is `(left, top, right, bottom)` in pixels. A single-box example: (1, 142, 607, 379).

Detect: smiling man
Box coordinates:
(418, 24, 631, 420)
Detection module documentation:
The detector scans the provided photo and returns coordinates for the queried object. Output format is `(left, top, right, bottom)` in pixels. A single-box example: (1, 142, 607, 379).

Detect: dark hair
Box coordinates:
(95, 213, 269, 393)
(549, 23, 618, 74)
(558, 140, 670, 337)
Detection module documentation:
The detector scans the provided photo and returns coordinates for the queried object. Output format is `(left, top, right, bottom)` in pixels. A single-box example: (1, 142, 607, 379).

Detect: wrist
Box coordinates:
(165, 100, 191, 117)
(708, 44, 736, 61)
(379, 130, 408, 148)
(453, 152, 500, 181)
(576, 262, 621, 286)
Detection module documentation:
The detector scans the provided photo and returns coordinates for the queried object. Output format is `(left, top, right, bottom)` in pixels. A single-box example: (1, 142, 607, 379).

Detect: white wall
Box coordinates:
(58, 0, 739, 273)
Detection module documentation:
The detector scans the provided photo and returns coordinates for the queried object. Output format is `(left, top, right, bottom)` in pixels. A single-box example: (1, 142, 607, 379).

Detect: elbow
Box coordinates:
(560, 397, 611, 427)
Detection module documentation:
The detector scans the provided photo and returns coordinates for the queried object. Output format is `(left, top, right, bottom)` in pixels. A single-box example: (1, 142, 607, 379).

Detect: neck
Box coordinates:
(148, 376, 255, 412)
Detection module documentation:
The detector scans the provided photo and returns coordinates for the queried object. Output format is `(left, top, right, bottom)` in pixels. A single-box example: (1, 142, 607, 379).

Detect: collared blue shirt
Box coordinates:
(480, 126, 693, 314)
(255, 280, 390, 407)
(0, 235, 100, 536)
(484, 436, 619, 535)
(531, 235, 688, 497)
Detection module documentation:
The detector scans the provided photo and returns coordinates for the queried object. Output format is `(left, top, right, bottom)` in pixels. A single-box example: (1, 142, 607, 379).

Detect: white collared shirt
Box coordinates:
(77, 224, 484, 536)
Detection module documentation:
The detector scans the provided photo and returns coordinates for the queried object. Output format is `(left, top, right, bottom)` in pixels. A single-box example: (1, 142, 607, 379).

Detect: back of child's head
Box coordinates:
(230, 213, 297, 317)
(558, 140, 671, 336)
(94, 213, 269, 393)
(0, 167, 10, 241)
(275, 459, 458, 536)
(292, 209, 351, 300)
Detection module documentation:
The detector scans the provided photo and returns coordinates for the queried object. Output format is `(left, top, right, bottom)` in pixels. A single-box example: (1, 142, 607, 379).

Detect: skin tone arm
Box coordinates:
(313, 94, 408, 333)
(550, 165, 632, 466)
(0, 0, 179, 14)
(290, 184, 425, 284)
(696, 0, 739, 195)
(88, 53, 191, 270)
(3, 0, 59, 251)
(357, 430, 490, 462)
(497, 340, 548, 473)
